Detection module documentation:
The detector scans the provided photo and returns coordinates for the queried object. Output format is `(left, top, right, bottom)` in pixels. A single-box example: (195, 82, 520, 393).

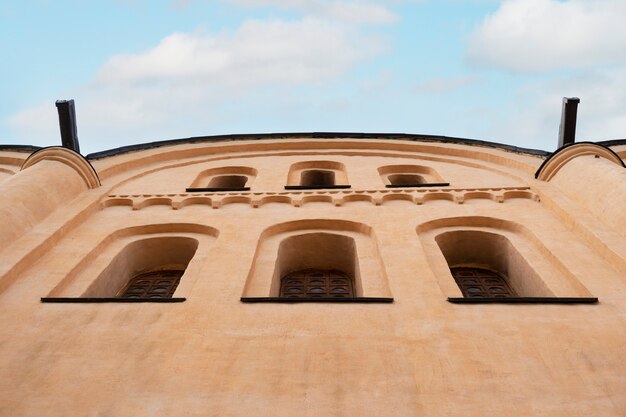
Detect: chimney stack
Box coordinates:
(558, 97, 580, 148)
(55, 99, 80, 153)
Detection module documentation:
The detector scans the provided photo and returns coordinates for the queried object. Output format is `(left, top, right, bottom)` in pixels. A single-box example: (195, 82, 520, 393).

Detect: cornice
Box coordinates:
(21, 146, 101, 189)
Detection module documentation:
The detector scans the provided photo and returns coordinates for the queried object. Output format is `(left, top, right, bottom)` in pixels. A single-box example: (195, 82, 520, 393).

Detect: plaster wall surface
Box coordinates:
(0, 137, 624, 417)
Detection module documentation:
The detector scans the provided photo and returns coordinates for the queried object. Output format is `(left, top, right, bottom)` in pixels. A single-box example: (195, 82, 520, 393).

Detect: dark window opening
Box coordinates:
(208, 175, 248, 189)
(388, 174, 426, 186)
(451, 267, 516, 298)
(118, 270, 184, 299)
(300, 170, 336, 187)
(280, 269, 354, 299)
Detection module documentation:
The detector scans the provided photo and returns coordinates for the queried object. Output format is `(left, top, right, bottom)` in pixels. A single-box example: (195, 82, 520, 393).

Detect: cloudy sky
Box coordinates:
(2, 0, 626, 153)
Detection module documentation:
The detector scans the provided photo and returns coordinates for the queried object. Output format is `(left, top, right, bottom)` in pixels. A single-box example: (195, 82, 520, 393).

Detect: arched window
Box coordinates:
(387, 173, 426, 186)
(187, 166, 256, 192)
(280, 268, 354, 298)
(300, 169, 336, 188)
(207, 175, 249, 190)
(435, 230, 529, 298)
(378, 165, 448, 188)
(79, 236, 199, 299)
(242, 220, 392, 302)
(285, 161, 350, 189)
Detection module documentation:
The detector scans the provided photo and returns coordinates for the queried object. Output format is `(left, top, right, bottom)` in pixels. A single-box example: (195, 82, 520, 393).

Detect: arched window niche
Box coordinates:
(44, 224, 218, 302)
(242, 220, 392, 302)
(417, 216, 596, 304)
(378, 165, 448, 188)
(187, 166, 257, 192)
(84, 236, 198, 299)
(285, 161, 350, 190)
(276, 233, 359, 299)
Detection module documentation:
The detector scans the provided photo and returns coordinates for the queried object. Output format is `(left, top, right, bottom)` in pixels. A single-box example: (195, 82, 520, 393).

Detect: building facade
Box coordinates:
(0, 134, 625, 416)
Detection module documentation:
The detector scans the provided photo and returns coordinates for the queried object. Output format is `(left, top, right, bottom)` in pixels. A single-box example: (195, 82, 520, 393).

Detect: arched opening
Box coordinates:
(378, 164, 448, 188)
(388, 174, 426, 186)
(285, 161, 350, 189)
(300, 169, 336, 187)
(435, 230, 551, 297)
(187, 166, 256, 192)
(83, 236, 199, 298)
(208, 174, 248, 189)
(242, 219, 392, 300)
(274, 233, 359, 299)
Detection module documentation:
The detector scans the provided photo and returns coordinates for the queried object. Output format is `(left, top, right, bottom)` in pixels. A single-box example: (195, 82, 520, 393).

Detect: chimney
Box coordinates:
(55, 99, 80, 153)
(558, 97, 580, 148)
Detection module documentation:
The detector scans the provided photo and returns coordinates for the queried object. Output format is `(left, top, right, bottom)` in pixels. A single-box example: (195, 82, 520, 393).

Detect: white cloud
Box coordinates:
(97, 18, 382, 86)
(7, 17, 388, 151)
(467, 0, 626, 72)
(486, 68, 626, 149)
(225, 0, 398, 25)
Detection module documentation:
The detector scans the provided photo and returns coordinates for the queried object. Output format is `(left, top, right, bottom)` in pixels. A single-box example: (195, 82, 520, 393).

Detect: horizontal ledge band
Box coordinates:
(386, 183, 450, 188)
(284, 185, 351, 190)
(186, 187, 250, 192)
(241, 297, 393, 303)
(41, 297, 187, 303)
(447, 297, 598, 304)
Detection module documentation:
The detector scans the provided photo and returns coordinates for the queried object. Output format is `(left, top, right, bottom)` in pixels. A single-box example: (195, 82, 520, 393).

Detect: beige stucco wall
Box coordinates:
(0, 137, 624, 417)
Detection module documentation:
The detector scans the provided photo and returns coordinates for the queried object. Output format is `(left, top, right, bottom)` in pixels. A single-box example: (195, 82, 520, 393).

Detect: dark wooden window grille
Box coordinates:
(280, 269, 354, 298)
(118, 270, 184, 299)
(451, 267, 517, 298)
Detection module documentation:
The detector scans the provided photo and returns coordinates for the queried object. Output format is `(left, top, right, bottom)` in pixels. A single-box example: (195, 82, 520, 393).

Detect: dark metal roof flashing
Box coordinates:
(85, 132, 552, 160)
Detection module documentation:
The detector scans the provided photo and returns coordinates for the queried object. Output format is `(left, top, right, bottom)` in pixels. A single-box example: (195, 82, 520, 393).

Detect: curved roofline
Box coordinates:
(597, 138, 626, 147)
(534, 141, 625, 181)
(83, 132, 551, 160)
(0, 145, 42, 152)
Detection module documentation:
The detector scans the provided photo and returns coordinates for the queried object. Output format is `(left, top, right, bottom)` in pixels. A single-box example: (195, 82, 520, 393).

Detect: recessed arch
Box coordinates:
(47, 223, 218, 298)
(243, 219, 390, 298)
(188, 166, 257, 191)
(378, 164, 447, 187)
(285, 160, 349, 189)
(417, 216, 592, 298)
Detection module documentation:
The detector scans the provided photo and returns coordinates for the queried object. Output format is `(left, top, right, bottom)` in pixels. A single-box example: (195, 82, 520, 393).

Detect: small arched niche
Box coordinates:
(378, 165, 448, 188)
(285, 161, 350, 189)
(243, 219, 391, 300)
(83, 236, 199, 298)
(435, 230, 551, 298)
(187, 166, 257, 192)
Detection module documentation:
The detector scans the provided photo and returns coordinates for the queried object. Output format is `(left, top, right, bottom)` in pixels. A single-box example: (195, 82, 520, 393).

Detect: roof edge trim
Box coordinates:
(84, 132, 551, 160)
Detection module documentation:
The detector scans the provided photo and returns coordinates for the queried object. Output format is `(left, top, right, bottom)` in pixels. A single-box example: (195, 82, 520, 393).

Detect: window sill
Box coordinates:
(447, 297, 598, 304)
(186, 187, 250, 192)
(386, 183, 450, 188)
(284, 185, 351, 190)
(241, 297, 393, 303)
(41, 297, 186, 303)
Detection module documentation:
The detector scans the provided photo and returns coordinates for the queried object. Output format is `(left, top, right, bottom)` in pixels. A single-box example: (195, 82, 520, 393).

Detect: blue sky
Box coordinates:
(2, 0, 626, 153)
